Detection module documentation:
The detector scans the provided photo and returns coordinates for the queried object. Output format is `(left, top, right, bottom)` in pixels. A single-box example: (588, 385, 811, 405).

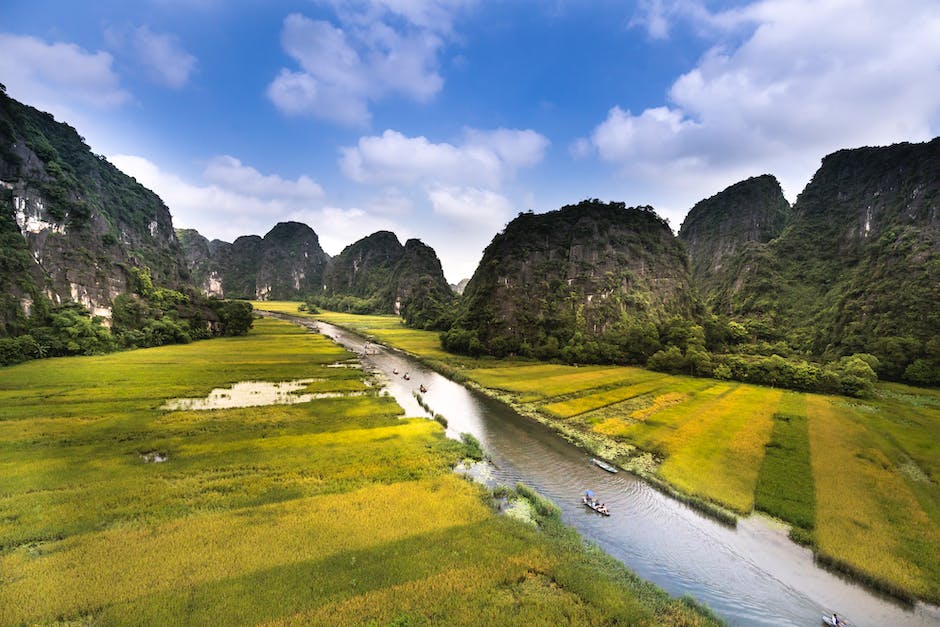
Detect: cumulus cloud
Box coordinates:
(110, 154, 327, 242)
(426, 184, 512, 225)
(268, 3, 471, 125)
(0, 33, 130, 112)
(203, 155, 323, 201)
(337, 123, 539, 280)
(340, 127, 549, 187)
(589, 0, 940, 218)
(423, 184, 512, 281)
(132, 26, 197, 88)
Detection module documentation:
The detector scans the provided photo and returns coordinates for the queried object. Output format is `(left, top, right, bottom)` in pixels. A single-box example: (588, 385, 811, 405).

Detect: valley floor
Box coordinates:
(258, 303, 940, 606)
(0, 316, 717, 625)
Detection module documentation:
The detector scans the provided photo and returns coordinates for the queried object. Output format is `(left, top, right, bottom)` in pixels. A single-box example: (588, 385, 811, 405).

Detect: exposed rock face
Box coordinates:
(0, 91, 185, 328)
(454, 200, 699, 352)
(392, 238, 456, 328)
(176, 229, 224, 297)
(177, 222, 330, 300)
(321, 231, 455, 327)
(451, 278, 470, 295)
(678, 174, 790, 303)
(695, 138, 940, 373)
(321, 231, 404, 302)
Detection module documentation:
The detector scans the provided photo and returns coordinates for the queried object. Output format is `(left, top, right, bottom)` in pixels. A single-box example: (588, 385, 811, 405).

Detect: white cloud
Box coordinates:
(427, 184, 512, 225)
(338, 126, 542, 279)
(340, 127, 549, 187)
(423, 184, 512, 281)
(462, 128, 550, 170)
(132, 26, 197, 88)
(590, 0, 940, 220)
(203, 155, 323, 201)
(267, 4, 469, 125)
(110, 154, 328, 242)
(0, 33, 130, 113)
(287, 205, 402, 256)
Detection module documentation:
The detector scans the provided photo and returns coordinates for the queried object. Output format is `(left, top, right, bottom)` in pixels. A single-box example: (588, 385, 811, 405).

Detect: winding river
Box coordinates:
(292, 315, 939, 626)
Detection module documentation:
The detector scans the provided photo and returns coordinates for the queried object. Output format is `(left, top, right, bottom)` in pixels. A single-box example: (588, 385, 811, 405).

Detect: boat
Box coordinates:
(419, 384, 427, 393)
(822, 614, 848, 626)
(393, 368, 399, 375)
(591, 457, 618, 473)
(403, 373, 410, 380)
(582, 490, 610, 516)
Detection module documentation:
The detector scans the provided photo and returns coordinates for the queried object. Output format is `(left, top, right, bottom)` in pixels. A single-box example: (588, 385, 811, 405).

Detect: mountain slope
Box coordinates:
(318, 231, 455, 329)
(689, 139, 940, 380)
(177, 222, 330, 300)
(678, 174, 790, 307)
(445, 200, 700, 359)
(0, 89, 185, 331)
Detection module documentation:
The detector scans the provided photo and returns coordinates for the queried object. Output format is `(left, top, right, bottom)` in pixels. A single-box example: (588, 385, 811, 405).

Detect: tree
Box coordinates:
(210, 299, 254, 336)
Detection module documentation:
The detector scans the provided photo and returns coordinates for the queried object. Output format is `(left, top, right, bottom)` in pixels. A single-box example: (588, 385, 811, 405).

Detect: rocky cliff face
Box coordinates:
(697, 138, 940, 375)
(321, 231, 404, 302)
(177, 222, 330, 300)
(678, 174, 790, 303)
(452, 200, 699, 354)
(320, 231, 455, 327)
(0, 90, 185, 328)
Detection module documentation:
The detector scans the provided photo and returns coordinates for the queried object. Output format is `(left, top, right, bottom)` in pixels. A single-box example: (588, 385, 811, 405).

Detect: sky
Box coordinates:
(2, 1, 939, 283)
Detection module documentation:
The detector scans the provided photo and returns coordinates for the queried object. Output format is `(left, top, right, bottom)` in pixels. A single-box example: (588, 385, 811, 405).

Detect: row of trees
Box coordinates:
(442, 313, 896, 397)
(0, 268, 253, 367)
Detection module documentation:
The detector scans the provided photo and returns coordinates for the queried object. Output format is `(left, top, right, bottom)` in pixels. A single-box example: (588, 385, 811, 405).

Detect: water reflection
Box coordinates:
(161, 378, 365, 411)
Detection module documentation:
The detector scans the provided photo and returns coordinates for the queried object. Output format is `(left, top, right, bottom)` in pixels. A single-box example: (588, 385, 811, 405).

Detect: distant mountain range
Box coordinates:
(1, 90, 937, 384)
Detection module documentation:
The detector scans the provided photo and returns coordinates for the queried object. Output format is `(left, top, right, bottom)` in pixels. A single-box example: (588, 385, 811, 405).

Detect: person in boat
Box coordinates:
(832, 613, 841, 626)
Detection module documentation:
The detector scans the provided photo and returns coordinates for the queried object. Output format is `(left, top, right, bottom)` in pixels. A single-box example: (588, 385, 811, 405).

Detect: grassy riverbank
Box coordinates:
(259, 303, 940, 604)
(0, 315, 718, 625)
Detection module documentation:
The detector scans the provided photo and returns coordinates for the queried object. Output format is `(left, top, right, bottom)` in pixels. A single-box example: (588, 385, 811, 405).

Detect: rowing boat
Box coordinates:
(591, 458, 618, 473)
(582, 494, 611, 516)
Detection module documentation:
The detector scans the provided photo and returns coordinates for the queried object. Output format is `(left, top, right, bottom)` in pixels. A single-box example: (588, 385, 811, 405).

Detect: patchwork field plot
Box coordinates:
(280, 308, 940, 604)
(0, 315, 715, 624)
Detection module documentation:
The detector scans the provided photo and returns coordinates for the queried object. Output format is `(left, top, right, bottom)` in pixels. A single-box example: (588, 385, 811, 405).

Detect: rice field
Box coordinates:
(754, 393, 815, 532)
(0, 314, 717, 624)
(275, 308, 940, 604)
(807, 394, 940, 602)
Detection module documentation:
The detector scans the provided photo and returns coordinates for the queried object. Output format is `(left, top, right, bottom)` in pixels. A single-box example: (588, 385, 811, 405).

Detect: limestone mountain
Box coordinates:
(684, 138, 940, 381)
(451, 278, 470, 295)
(444, 200, 700, 359)
(177, 222, 330, 300)
(0, 88, 185, 331)
(317, 231, 455, 329)
(321, 231, 404, 300)
(678, 174, 790, 305)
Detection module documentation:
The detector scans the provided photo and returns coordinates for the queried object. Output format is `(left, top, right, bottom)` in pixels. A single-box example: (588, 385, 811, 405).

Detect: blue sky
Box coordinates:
(2, 0, 939, 282)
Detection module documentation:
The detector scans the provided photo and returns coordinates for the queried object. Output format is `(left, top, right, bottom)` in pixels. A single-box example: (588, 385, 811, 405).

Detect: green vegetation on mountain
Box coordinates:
(0, 91, 253, 366)
(681, 140, 940, 387)
(177, 221, 331, 300)
(678, 174, 791, 304)
(444, 200, 700, 362)
(0, 88, 185, 317)
(0, 316, 719, 625)
(310, 231, 456, 329)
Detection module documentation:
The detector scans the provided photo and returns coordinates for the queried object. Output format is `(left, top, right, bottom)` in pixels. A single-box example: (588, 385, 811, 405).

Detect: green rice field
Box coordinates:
(0, 314, 717, 625)
(264, 303, 940, 604)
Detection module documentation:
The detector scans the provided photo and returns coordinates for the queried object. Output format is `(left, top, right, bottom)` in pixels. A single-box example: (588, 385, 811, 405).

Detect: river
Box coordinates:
(298, 316, 939, 626)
